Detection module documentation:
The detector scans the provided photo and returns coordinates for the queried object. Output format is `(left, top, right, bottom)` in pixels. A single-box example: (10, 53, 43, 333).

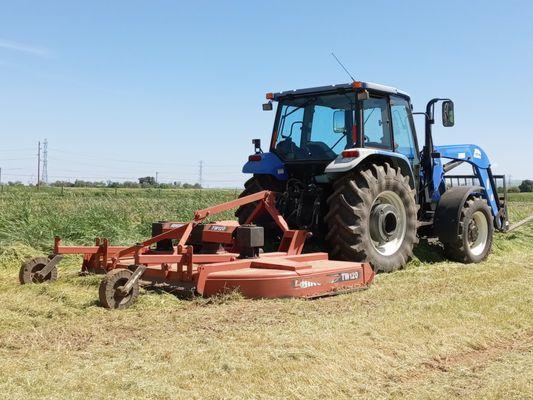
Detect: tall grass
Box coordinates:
(0, 188, 237, 249)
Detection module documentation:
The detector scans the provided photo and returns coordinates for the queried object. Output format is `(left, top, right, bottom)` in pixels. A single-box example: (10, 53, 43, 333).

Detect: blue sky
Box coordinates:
(0, 0, 532, 187)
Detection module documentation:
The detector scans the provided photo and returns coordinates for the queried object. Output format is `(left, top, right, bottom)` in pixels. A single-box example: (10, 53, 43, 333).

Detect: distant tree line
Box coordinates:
(519, 179, 533, 193)
(2, 176, 202, 189)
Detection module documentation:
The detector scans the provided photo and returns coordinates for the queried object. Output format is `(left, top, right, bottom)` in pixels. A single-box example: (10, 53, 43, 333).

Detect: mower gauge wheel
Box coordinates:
(99, 269, 140, 309)
(19, 257, 58, 284)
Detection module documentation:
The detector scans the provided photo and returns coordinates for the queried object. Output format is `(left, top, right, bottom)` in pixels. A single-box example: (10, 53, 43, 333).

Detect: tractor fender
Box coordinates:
(433, 185, 483, 243)
(242, 152, 288, 180)
(325, 148, 416, 188)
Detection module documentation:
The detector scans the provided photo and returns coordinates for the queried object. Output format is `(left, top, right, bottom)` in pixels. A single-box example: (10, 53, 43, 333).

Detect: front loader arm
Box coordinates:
(433, 144, 507, 230)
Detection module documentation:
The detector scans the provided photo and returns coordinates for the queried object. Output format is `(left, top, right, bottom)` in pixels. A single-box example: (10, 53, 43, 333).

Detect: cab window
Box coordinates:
(362, 97, 392, 149)
(277, 105, 304, 146)
(273, 93, 356, 160)
(390, 95, 418, 161)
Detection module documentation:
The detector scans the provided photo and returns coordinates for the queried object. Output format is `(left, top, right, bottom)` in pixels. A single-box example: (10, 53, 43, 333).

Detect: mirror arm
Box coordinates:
(419, 97, 453, 200)
(412, 111, 429, 119)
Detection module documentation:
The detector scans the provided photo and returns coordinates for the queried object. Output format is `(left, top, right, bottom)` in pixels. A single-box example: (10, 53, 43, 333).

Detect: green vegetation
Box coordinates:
(508, 191, 533, 204)
(0, 187, 531, 399)
(519, 179, 533, 193)
(0, 187, 237, 249)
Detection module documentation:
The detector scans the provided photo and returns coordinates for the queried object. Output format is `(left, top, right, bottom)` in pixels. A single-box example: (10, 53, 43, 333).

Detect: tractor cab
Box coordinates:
(269, 82, 418, 162)
(246, 82, 420, 183)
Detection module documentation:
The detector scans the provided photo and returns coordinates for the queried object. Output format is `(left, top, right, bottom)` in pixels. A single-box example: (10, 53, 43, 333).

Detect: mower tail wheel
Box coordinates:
(19, 257, 58, 285)
(99, 269, 140, 309)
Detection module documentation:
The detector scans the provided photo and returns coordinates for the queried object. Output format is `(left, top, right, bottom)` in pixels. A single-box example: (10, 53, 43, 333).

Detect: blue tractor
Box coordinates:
(236, 81, 508, 272)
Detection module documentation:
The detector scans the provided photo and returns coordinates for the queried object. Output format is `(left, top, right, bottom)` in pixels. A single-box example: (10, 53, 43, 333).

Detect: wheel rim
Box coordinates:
(113, 277, 132, 307)
(467, 211, 489, 256)
(30, 264, 45, 283)
(29, 263, 54, 283)
(369, 191, 406, 256)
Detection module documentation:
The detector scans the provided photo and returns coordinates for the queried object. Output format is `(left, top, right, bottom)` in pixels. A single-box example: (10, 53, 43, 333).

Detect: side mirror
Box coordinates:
(262, 101, 273, 111)
(442, 100, 454, 127)
(333, 110, 346, 133)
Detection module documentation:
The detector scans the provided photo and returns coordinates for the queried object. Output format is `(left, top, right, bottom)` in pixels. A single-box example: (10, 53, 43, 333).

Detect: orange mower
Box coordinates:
(19, 191, 374, 309)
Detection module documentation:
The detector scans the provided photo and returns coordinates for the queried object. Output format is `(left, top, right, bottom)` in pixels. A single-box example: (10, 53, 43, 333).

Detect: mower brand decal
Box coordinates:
(473, 148, 482, 159)
(330, 271, 360, 284)
(292, 279, 321, 289)
(169, 223, 184, 228)
(457, 152, 466, 159)
(277, 168, 285, 175)
(208, 225, 227, 232)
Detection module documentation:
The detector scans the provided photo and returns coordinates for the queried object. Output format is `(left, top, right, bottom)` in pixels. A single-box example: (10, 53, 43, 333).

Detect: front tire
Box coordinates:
(440, 197, 493, 263)
(325, 163, 418, 272)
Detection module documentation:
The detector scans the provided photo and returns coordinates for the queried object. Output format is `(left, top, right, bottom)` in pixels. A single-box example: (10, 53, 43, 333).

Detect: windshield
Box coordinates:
(273, 93, 357, 161)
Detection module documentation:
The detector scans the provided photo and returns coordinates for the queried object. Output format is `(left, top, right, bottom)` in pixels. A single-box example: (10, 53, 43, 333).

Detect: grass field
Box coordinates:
(0, 188, 532, 399)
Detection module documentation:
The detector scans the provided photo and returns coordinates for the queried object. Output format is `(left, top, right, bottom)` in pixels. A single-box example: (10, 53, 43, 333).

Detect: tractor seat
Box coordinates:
(306, 141, 337, 159)
(276, 138, 307, 159)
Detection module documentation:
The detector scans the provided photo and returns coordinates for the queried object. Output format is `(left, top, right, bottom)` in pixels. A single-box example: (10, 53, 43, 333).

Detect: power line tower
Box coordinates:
(198, 160, 203, 187)
(37, 141, 41, 187)
(42, 138, 48, 184)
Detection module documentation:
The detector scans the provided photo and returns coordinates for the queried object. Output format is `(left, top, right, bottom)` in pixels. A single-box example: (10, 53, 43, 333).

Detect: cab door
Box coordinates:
(361, 96, 393, 150)
(390, 95, 420, 181)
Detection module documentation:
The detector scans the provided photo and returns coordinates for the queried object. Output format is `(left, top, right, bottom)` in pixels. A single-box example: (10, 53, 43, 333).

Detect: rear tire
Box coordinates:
(440, 197, 493, 263)
(235, 176, 283, 240)
(325, 163, 418, 272)
(235, 176, 268, 225)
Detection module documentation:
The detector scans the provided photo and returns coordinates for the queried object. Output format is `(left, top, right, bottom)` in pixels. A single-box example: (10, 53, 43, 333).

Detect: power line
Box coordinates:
(0, 156, 36, 161)
(49, 147, 243, 169)
(0, 148, 36, 153)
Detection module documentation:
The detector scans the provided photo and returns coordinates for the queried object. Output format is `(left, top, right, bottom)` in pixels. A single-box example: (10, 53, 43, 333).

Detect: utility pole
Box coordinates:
(198, 160, 203, 187)
(42, 138, 48, 184)
(155, 171, 159, 184)
(37, 141, 41, 188)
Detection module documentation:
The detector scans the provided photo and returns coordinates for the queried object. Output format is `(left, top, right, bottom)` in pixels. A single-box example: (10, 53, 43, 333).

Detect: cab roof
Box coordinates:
(270, 81, 410, 101)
